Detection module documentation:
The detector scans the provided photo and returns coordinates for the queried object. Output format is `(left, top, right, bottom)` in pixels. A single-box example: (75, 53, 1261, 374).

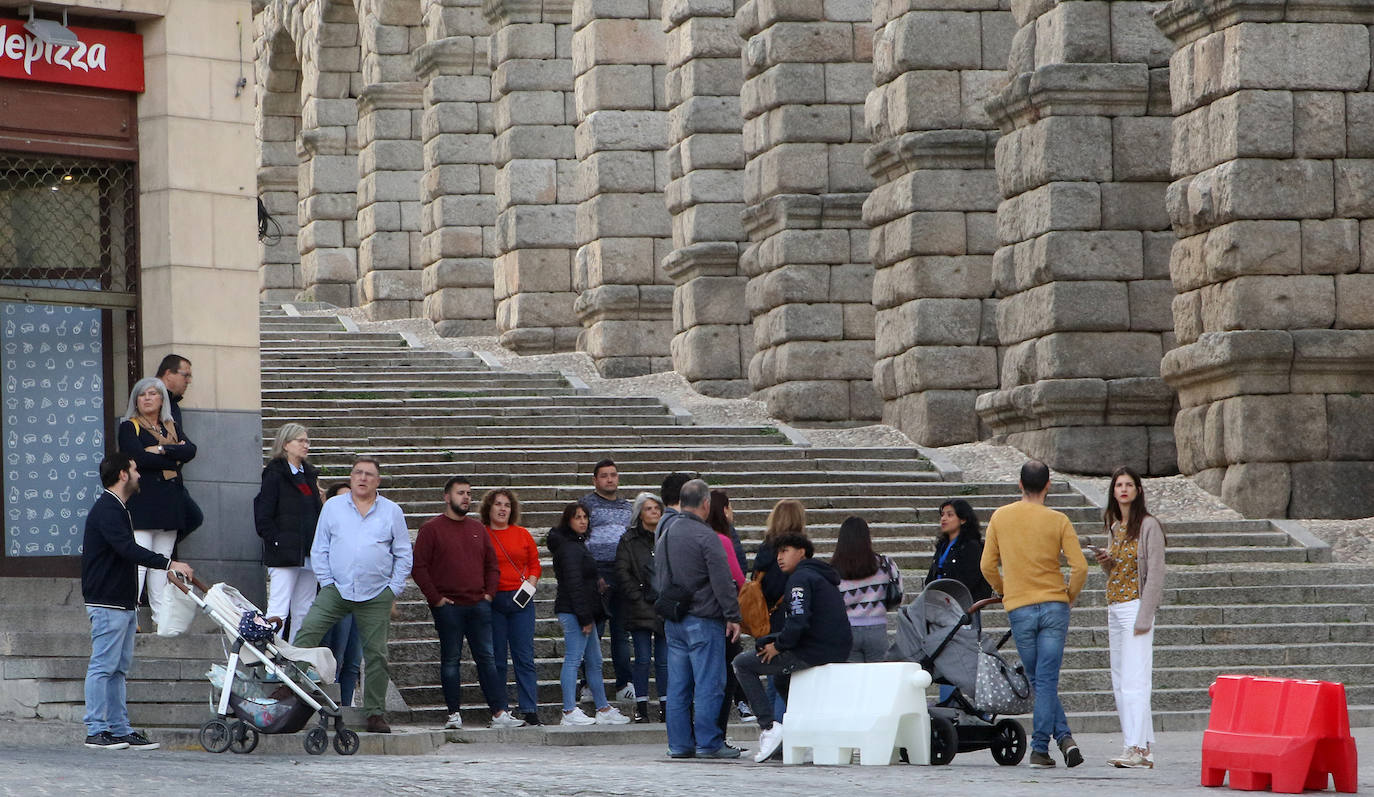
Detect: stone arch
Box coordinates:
(255, 15, 305, 302)
(295, 0, 364, 307)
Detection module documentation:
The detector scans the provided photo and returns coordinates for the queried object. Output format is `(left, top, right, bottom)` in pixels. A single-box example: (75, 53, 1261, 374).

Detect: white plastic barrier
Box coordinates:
(781, 661, 933, 765)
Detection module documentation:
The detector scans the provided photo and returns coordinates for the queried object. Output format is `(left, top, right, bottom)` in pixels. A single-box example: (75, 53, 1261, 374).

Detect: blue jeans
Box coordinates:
(558, 614, 608, 711)
(630, 628, 668, 702)
(321, 613, 362, 706)
(1007, 601, 1073, 752)
(431, 601, 505, 714)
(84, 606, 137, 737)
(664, 615, 726, 755)
(491, 590, 539, 714)
(596, 561, 633, 689)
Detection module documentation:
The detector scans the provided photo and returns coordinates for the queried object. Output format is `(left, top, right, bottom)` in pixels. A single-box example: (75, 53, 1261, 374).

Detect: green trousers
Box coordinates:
(294, 584, 395, 717)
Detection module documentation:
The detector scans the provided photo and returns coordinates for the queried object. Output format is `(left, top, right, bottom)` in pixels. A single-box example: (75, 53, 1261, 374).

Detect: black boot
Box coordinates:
(633, 701, 651, 724)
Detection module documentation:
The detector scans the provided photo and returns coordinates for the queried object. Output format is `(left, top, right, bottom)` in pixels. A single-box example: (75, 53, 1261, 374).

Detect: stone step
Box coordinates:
(261, 350, 470, 361)
(263, 398, 668, 414)
(2, 655, 220, 682)
(366, 488, 1078, 507)
(261, 376, 573, 389)
(0, 632, 224, 659)
(260, 332, 409, 343)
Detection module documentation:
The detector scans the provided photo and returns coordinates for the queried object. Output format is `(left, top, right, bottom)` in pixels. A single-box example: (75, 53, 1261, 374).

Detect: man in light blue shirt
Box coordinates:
(292, 456, 411, 734)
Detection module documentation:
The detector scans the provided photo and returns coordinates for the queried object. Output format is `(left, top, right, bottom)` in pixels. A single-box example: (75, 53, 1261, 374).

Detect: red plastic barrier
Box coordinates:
(1201, 675, 1357, 793)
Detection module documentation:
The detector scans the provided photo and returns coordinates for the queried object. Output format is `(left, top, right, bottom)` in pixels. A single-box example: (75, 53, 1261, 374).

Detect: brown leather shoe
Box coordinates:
(366, 714, 391, 734)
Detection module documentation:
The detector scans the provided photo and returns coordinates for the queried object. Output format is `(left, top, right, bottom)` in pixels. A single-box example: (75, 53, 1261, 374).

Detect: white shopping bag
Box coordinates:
(154, 576, 198, 636)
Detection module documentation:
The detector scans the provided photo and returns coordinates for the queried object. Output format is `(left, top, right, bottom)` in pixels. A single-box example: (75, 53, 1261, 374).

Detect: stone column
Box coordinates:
(255, 23, 303, 302)
(296, 2, 362, 308)
(1157, 0, 1374, 517)
(661, 0, 751, 398)
(737, 0, 879, 423)
(570, 0, 673, 376)
(862, 1, 1010, 445)
(975, 0, 1178, 475)
(416, 6, 498, 336)
(486, 0, 581, 353)
(355, 82, 425, 319)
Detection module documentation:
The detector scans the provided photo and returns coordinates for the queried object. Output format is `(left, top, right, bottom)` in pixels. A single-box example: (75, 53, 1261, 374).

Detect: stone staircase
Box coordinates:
(3, 303, 1371, 739)
(255, 305, 1374, 734)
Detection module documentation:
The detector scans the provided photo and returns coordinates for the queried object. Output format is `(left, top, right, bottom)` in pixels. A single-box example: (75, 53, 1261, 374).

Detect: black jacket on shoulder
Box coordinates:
(82, 490, 171, 609)
(776, 558, 852, 666)
(253, 458, 323, 568)
(548, 524, 605, 627)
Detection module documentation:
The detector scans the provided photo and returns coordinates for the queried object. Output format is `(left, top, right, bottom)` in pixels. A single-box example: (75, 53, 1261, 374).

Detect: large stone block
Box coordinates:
(1036, 332, 1162, 379)
(882, 389, 983, 447)
(1220, 461, 1291, 519)
(1201, 220, 1302, 286)
(892, 345, 998, 393)
(1335, 274, 1374, 329)
(997, 182, 1103, 245)
(1221, 393, 1327, 463)
(760, 379, 853, 421)
(1199, 274, 1335, 333)
(1301, 219, 1359, 275)
(872, 255, 993, 307)
(1288, 461, 1374, 519)
(1008, 425, 1150, 476)
(497, 247, 573, 293)
(754, 303, 843, 347)
(996, 281, 1129, 345)
(673, 323, 745, 380)
(995, 117, 1113, 198)
(1128, 279, 1175, 332)
(677, 276, 751, 327)
(771, 339, 876, 381)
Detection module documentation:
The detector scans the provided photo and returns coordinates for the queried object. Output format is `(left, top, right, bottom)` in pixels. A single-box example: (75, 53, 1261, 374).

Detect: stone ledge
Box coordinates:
(1156, 0, 1374, 48)
(988, 64, 1151, 132)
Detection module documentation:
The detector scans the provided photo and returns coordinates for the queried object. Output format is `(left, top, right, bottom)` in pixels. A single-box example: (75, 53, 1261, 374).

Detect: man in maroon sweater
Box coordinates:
(412, 476, 524, 730)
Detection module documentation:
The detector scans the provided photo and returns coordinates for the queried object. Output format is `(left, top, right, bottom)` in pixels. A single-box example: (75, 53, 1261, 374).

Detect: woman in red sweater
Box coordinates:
(480, 488, 543, 727)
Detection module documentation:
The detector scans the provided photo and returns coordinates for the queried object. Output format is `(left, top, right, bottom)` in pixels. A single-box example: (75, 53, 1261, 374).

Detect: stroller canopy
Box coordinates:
(892, 578, 980, 698)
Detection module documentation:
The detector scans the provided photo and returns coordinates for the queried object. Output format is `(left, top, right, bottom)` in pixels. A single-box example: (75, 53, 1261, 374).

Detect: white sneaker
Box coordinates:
(616, 683, 636, 701)
(561, 708, 596, 726)
(444, 711, 463, 730)
(594, 706, 631, 725)
(754, 721, 784, 763)
(489, 711, 526, 729)
(578, 686, 593, 703)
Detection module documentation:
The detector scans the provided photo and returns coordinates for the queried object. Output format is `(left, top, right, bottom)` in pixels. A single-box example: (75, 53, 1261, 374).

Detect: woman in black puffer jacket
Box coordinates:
(252, 422, 322, 643)
(548, 502, 629, 726)
(614, 492, 667, 723)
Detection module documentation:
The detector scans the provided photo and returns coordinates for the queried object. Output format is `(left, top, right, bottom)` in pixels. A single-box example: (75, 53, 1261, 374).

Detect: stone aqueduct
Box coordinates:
(251, 0, 1374, 520)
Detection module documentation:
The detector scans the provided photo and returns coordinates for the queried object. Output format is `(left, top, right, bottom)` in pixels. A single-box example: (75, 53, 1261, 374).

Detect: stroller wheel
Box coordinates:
(304, 727, 329, 755)
(930, 716, 958, 766)
(333, 728, 360, 756)
(229, 721, 259, 754)
(199, 719, 232, 754)
(990, 718, 1027, 766)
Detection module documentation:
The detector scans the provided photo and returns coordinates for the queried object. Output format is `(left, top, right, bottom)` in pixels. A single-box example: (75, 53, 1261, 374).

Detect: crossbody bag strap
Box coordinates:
(489, 529, 527, 581)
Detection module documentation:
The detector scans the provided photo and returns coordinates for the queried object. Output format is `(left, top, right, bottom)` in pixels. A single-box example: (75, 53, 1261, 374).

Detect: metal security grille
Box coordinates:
(0, 153, 137, 304)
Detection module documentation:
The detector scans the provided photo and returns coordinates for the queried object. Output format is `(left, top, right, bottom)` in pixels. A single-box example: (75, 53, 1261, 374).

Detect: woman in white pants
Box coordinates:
(117, 378, 197, 630)
(252, 423, 323, 643)
(1093, 466, 1166, 769)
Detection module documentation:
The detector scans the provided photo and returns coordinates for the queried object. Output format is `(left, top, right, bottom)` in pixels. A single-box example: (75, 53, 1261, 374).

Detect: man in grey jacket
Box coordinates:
(654, 478, 742, 759)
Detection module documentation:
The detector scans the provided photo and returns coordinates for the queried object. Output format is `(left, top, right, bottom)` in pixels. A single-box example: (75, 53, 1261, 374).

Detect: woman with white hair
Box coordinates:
(117, 377, 197, 628)
(252, 422, 323, 642)
(614, 492, 668, 723)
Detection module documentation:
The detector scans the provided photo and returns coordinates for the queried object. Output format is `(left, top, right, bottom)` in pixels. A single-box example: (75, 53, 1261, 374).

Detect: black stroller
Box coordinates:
(890, 578, 1030, 766)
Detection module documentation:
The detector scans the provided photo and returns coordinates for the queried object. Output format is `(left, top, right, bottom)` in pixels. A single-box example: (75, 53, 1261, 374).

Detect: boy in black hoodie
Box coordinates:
(733, 532, 851, 762)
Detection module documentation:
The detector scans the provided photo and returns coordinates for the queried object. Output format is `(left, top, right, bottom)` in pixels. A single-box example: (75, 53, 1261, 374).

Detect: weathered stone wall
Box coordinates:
(570, 0, 674, 376)
(863, 1, 1009, 446)
(418, 0, 498, 336)
(1158, 0, 1374, 517)
(976, 0, 1178, 475)
(256, 18, 305, 302)
(661, 0, 752, 398)
(737, 0, 879, 423)
(486, 0, 582, 353)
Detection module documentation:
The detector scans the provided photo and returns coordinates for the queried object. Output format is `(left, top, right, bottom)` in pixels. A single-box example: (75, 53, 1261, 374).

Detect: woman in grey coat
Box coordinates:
(1093, 466, 1166, 770)
(614, 492, 667, 723)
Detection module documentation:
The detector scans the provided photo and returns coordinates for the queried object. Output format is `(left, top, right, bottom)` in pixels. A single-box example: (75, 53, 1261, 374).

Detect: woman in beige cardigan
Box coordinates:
(1092, 466, 1166, 770)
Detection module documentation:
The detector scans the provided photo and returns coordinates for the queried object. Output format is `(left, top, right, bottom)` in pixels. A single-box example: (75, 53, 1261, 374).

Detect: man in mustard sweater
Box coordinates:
(980, 460, 1089, 769)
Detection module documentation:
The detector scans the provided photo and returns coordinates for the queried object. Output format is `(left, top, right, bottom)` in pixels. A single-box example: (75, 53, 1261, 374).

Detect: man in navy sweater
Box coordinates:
(82, 453, 194, 751)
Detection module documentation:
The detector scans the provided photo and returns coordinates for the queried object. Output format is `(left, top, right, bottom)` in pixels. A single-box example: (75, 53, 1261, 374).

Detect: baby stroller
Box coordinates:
(890, 578, 1030, 766)
(169, 575, 358, 756)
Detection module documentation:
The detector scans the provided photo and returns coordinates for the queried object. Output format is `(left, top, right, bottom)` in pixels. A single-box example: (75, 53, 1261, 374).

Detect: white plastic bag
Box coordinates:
(154, 577, 198, 636)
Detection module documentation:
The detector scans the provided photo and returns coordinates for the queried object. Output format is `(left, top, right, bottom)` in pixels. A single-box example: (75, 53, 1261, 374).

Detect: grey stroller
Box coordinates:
(890, 578, 1030, 765)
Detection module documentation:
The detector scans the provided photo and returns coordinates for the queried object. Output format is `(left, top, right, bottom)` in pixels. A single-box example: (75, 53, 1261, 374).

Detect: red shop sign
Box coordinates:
(0, 22, 144, 93)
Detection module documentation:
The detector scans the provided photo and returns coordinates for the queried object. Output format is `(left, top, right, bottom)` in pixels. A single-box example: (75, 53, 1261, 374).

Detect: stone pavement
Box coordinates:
(1, 728, 1370, 796)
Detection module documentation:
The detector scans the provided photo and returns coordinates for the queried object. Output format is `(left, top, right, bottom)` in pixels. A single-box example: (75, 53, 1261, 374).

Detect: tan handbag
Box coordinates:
(738, 573, 778, 638)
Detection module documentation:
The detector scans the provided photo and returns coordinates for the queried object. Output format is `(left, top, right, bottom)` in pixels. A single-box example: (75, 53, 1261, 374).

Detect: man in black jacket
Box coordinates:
(733, 531, 851, 762)
(82, 453, 194, 751)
